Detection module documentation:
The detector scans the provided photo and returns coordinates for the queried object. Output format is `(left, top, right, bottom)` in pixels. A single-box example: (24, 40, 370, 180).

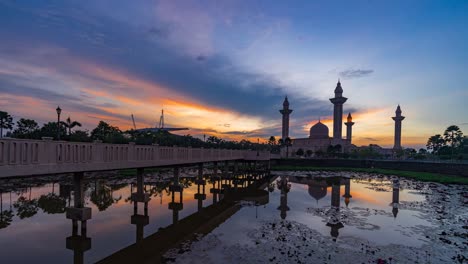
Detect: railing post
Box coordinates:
(128, 142, 136, 161)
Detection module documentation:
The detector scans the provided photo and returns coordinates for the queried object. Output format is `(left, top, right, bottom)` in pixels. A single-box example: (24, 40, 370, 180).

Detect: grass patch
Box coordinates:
(271, 165, 468, 185)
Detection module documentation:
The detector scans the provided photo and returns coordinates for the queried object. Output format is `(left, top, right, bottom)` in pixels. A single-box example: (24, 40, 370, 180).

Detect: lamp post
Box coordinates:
(56, 106, 62, 140)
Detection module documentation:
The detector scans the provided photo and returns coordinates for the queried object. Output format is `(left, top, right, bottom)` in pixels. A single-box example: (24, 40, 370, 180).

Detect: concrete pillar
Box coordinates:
(137, 168, 144, 195)
(73, 172, 84, 208)
(173, 167, 179, 185)
(198, 163, 203, 179)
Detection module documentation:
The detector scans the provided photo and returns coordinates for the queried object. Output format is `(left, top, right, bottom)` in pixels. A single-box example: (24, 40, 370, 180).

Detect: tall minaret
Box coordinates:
(279, 96, 293, 140)
(344, 113, 354, 143)
(392, 105, 405, 150)
(330, 80, 348, 139)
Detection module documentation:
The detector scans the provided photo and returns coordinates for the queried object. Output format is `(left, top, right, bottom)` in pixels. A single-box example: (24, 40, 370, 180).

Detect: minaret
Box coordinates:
(279, 96, 293, 140)
(342, 178, 352, 207)
(330, 80, 348, 139)
(392, 105, 405, 150)
(344, 113, 354, 143)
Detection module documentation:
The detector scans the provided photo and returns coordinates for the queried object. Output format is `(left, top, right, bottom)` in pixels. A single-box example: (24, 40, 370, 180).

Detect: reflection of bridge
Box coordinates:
(97, 167, 272, 264)
(0, 138, 277, 178)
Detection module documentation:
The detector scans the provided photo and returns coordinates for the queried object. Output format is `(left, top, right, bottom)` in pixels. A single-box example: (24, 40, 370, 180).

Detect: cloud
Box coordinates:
(0, 1, 380, 142)
(362, 137, 379, 142)
(339, 69, 374, 79)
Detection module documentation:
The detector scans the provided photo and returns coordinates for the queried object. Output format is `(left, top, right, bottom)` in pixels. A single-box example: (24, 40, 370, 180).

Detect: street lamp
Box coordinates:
(56, 106, 62, 140)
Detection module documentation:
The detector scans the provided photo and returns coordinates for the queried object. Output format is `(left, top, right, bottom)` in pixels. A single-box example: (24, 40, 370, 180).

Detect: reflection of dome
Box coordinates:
(309, 121, 329, 139)
(308, 181, 328, 201)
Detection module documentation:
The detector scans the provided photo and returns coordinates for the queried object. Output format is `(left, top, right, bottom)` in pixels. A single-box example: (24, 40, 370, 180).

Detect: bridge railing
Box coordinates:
(0, 138, 271, 177)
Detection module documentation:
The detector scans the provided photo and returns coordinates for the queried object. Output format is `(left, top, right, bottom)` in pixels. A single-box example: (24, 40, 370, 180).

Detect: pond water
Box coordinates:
(0, 170, 466, 263)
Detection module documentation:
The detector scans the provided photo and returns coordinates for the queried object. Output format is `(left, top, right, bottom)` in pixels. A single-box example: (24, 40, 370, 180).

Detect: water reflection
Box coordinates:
(277, 176, 290, 220)
(327, 178, 344, 241)
(0, 192, 13, 229)
(194, 165, 206, 212)
(169, 168, 184, 224)
(65, 173, 92, 264)
(131, 169, 150, 242)
(391, 179, 400, 218)
(0, 169, 437, 263)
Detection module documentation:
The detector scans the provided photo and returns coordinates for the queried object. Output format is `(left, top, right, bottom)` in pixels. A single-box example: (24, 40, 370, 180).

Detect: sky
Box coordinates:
(0, 0, 467, 149)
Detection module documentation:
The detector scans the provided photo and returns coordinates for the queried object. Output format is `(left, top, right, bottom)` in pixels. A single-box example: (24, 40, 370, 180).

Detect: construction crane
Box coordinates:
(132, 109, 189, 132)
(131, 114, 137, 130)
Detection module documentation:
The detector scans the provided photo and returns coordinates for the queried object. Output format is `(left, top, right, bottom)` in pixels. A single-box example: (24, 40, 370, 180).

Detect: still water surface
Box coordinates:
(0, 171, 436, 263)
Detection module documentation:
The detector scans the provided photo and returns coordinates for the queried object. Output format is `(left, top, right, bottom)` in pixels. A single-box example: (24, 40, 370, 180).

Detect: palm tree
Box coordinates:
(63, 116, 82, 136)
(443, 125, 464, 160)
(0, 111, 14, 138)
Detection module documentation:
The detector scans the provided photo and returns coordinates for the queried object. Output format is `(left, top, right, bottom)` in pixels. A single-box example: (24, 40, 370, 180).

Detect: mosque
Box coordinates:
(279, 80, 404, 157)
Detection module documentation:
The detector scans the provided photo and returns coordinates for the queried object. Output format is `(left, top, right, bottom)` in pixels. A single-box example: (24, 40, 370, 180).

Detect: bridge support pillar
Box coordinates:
(198, 163, 203, 179)
(173, 167, 179, 185)
(66, 172, 92, 263)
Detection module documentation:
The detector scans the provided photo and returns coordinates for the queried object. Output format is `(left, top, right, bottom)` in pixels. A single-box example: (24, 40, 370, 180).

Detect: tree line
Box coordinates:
(0, 110, 270, 150)
(426, 125, 466, 160)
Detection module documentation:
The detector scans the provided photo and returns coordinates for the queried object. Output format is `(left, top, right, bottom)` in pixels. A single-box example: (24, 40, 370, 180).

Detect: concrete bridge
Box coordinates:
(0, 138, 277, 178)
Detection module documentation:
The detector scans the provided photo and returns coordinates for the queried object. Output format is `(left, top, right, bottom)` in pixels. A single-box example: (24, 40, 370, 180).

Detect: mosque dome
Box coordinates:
(309, 121, 329, 139)
(308, 180, 328, 201)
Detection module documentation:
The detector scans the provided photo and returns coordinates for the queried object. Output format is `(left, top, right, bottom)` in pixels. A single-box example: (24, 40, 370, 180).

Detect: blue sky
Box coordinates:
(0, 0, 467, 148)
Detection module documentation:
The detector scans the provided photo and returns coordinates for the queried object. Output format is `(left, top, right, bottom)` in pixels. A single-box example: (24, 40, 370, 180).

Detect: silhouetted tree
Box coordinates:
(63, 116, 82, 135)
(296, 148, 304, 157)
(12, 118, 40, 139)
(69, 130, 92, 142)
(41, 122, 67, 139)
(268, 136, 276, 146)
(91, 121, 127, 143)
(426, 134, 445, 154)
(443, 125, 463, 160)
(0, 111, 13, 138)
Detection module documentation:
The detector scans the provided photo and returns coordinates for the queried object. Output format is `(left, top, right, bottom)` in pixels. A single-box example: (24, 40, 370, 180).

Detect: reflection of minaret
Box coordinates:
(168, 167, 183, 224)
(194, 164, 206, 212)
(131, 169, 150, 242)
(66, 173, 92, 264)
(330, 80, 348, 139)
(392, 105, 405, 150)
(326, 180, 344, 241)
(276, 176, 290, 220)
(344, 113, 355, 143)
(279, 96, 293, 140)
(342, 178, 352, 207)
(391, 179, 400, 218)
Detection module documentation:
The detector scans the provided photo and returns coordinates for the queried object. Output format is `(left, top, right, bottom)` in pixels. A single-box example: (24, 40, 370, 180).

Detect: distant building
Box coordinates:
(279, 80, 405, 158)
(280, 81, 354, 157)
